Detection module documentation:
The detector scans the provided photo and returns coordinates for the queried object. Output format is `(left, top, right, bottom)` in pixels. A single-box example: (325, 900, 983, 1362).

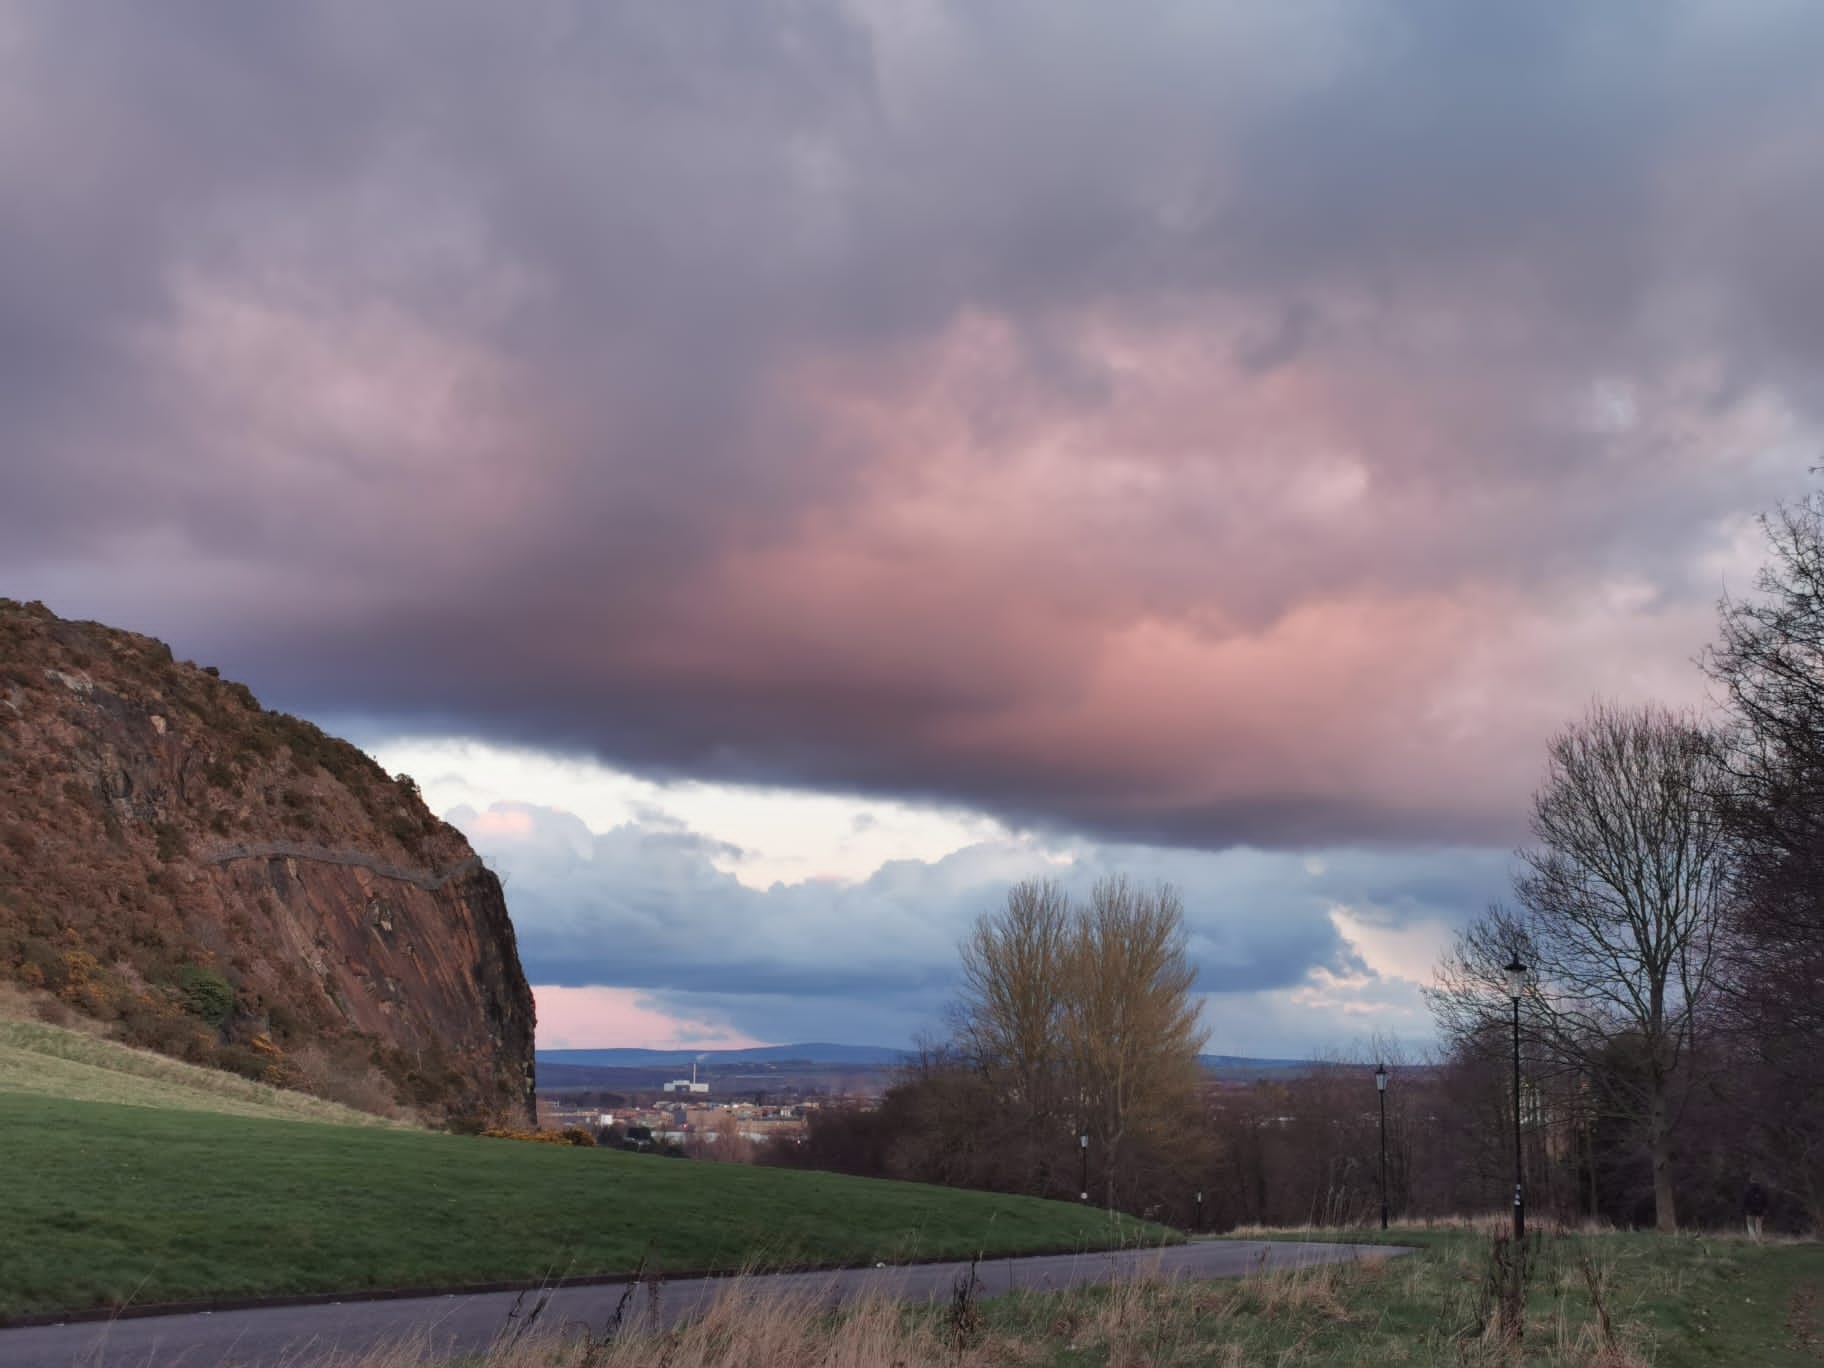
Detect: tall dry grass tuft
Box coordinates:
(1241, 1257, 1354, 1322)
(221, 1236, 1675, 1368)
(317, 1277, 1026, 1368)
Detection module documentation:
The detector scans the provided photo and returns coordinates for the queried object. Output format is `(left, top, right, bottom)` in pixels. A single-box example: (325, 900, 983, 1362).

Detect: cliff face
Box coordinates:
(0, 599, 536, 1125)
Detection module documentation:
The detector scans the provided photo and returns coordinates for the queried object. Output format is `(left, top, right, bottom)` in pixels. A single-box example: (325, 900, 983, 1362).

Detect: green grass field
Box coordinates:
(0, 1090, 1170, 1321)
(0, 1018, 394, 1125)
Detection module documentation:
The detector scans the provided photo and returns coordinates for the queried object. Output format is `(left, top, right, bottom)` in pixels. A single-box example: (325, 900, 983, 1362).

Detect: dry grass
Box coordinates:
(258, 1232, 1722, 1368)
(0, 1016, 401, 1125)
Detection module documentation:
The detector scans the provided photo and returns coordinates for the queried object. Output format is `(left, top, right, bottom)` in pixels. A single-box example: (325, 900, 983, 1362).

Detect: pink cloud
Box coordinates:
(533, 985, 771, 1051)
(7, 3, 1819, 853)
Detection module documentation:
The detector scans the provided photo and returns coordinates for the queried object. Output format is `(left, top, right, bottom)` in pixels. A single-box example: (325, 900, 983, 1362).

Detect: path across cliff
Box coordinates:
(200, 841, 485, 892)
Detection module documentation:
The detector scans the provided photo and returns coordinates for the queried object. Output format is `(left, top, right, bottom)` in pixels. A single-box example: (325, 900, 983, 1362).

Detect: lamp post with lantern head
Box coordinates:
(1504, 955, 1527, 1242)
(1375, 1062, 1389, 1231)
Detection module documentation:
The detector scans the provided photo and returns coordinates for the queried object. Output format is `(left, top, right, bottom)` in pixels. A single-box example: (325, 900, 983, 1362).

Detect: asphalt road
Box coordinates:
(0, 1241, 1408, 1368)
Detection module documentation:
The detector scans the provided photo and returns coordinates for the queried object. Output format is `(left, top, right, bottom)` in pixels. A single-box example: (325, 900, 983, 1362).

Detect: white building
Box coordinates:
(662, 1062, 710, 1094)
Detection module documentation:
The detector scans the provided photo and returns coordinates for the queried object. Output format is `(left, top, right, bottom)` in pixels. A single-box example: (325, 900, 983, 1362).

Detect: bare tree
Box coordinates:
(955, 876, 1207, 1211)
(1064, 877, 1208, 1211)
(957, 880, 1073, 1102)
(1705, 496, 1824, 1225)
(1429, 702, 1731, 1232)
(955, 879, 1073, 1190)
(1706, 497, 1824, 1034)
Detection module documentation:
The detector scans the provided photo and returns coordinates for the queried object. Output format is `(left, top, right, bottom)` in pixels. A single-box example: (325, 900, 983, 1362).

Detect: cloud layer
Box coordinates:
(7, 3, 1824, 850)
(449, 792, 1503, 1052)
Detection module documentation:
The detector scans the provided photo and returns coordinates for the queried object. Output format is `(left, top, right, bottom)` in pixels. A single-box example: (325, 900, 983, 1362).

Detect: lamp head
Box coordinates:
(1375, 1063, 1387, 1092)
(1503, 955, 1527, 1001)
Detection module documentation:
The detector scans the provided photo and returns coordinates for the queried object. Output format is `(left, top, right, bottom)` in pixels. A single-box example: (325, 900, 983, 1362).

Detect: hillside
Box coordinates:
(0, 599, 535, 1124)
(0, 1091, 1171, 1320)
(0, 1015, 399, 1125)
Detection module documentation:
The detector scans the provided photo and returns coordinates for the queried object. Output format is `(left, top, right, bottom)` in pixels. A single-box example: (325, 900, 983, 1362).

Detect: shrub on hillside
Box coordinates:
(52, 943, 102, 1005)
(172, 964, 234, 1028)
(119, 997, 210, 1057)
(215, 1043, 270, 1081)
(248, 1031, 301, 1088)
(481, 1127, 597, 1147)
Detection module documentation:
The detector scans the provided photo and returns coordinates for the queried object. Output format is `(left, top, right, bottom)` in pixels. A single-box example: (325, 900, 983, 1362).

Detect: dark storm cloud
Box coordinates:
(5, 2, 1824, 849)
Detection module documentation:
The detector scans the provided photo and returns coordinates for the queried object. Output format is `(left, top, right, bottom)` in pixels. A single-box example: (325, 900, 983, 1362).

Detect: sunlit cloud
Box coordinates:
(533, 986, 769, 1052)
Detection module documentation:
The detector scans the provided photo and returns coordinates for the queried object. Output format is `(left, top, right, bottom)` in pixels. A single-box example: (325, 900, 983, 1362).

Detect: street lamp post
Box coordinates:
(1504, 955, 1527, 1243)
(1375, 1063, 1389, 1231)
(1080, 1132, 1089, 1204)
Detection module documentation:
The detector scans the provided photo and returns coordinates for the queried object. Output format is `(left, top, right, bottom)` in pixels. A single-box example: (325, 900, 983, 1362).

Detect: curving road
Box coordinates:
(0, 1241, 1406, 1368)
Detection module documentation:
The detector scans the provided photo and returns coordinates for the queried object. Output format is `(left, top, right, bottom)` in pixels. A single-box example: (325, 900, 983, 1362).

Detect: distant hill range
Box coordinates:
(539, 1043, 909, 1069)
(1198, 1054, 1314, 1079)
(535, 1044, 1315, 1088)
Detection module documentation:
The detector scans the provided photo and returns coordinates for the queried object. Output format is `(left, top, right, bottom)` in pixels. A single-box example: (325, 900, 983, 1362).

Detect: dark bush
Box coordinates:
(173, 964, 234, 1028)
(119, 999, 215, 1061)
(214, 1044, 269, 1081)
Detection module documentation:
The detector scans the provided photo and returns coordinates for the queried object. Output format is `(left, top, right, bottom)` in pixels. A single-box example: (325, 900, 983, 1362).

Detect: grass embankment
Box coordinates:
(0, 1018, 396, 1125)
(0, 1091, 1170, 1321)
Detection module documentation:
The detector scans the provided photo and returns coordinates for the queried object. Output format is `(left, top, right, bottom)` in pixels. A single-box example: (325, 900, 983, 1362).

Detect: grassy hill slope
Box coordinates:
(0, 1018, 394, 1126)
(0, 1091, 1172, 1321)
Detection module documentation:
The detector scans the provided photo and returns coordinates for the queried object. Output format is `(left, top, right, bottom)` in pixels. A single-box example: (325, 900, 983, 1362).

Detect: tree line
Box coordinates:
(756, 493, 1824, 1235)
(1430, 494, 1824, 1234)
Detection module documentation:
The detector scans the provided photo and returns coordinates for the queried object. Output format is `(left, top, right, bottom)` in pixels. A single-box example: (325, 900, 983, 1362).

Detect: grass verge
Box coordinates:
(0, 1091, 1170, 1321)
(1194, 1221, 1824, 1365)
(125, 1230, 1824, 1367)
(373, 1226, 1822, 1366)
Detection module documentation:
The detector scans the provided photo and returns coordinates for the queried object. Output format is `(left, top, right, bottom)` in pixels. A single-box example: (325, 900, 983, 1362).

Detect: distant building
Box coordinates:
(662, 1061, 711, 1094)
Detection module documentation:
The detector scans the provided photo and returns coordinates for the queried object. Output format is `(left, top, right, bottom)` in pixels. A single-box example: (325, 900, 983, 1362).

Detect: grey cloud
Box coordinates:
(5, 3, 1823, 850)
(457, 802, 1505, 1047)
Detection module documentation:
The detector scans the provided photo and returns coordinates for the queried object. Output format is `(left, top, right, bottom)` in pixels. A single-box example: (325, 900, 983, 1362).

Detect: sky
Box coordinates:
(5, 2, 1823, 1056)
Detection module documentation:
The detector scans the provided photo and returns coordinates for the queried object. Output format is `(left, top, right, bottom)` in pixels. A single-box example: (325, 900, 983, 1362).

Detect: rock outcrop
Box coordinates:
(0, 599, 536, 1125)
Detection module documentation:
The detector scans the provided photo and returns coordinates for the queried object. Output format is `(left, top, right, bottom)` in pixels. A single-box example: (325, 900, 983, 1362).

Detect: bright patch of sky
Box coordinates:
(353, 734, 1500, 1056)
(366, 735, 1024, 888)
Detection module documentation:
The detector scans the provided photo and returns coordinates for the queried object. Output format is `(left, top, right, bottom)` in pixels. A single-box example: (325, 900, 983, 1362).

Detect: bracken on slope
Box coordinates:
(0, 599, 536, 1125)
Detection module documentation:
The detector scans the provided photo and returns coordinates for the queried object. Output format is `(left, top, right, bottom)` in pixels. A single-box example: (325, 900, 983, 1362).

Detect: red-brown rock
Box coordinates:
(0, 598, 536, 1125)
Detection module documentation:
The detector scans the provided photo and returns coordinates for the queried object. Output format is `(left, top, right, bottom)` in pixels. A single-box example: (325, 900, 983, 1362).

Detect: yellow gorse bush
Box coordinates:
(481, 1126, 596, 1147)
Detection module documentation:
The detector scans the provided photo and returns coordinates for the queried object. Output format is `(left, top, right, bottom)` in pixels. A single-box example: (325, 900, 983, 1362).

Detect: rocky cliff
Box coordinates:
(0, 599, 536, 1125)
